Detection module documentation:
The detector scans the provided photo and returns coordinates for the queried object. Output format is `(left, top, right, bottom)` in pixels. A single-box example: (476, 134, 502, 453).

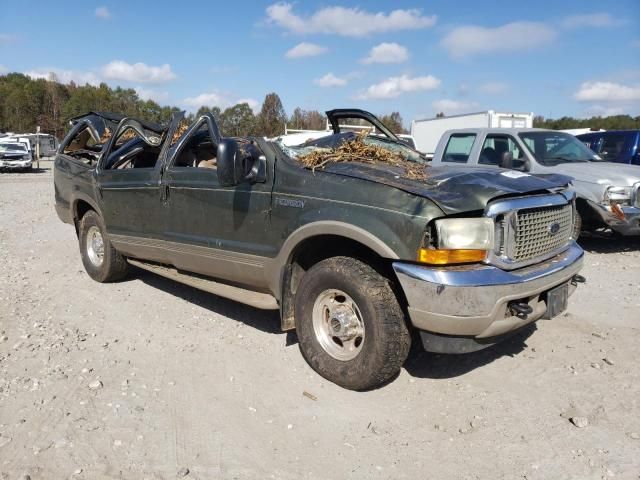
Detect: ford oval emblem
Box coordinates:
(548, 222, 561, 235)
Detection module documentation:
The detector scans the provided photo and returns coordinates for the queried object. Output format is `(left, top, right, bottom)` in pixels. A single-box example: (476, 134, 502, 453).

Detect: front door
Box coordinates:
(161, 114, 275, 289)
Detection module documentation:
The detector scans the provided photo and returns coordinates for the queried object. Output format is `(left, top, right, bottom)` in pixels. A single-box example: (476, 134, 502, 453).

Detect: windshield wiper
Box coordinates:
(544, 156, 589, 163)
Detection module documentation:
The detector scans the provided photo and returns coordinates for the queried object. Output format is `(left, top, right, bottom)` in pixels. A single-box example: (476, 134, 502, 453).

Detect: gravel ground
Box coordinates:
(1, 165, 639, 479)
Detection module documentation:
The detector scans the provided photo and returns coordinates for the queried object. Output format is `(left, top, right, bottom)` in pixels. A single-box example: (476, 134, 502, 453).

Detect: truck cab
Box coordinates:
(577, 130, 640, 166)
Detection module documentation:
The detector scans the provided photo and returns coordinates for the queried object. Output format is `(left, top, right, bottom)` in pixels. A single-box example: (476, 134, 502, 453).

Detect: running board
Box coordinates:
(127, 259, 279, 310)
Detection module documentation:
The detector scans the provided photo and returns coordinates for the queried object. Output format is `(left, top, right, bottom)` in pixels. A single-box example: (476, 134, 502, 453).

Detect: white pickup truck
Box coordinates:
(431, 128, 640, 236)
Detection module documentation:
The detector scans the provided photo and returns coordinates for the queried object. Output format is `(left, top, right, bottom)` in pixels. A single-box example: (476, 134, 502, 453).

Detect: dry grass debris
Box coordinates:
(299, 131, 426, 181)
(171, 120, 190, 145)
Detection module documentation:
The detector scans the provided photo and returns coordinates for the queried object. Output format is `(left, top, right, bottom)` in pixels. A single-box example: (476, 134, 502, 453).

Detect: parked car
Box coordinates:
(577, 130, 640, 165)
(432, 128, 640, 237)
(0, 142, 33, 171)
(54, 110, 584, 390)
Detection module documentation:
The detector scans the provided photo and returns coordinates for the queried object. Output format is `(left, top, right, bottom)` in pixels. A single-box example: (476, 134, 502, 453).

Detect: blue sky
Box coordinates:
(1, 0, 639, 125)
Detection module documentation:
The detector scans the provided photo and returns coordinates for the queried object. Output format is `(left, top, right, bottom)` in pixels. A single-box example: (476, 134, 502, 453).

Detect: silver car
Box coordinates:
(432, 128, 640, 236)
(0, 142, 33, 172)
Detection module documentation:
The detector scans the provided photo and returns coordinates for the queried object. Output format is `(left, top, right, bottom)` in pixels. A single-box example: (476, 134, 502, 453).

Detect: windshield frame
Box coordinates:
(518, 131, 601, 166)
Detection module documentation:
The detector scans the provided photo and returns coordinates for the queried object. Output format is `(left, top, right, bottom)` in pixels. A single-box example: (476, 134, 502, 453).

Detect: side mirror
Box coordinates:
(217, 139, 244, 186)
(500, 151, 514, 169)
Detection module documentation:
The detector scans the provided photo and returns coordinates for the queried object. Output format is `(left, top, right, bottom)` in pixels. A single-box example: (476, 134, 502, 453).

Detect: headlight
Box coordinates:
(604, 186, 631, 206)
(418, 218, 494, 265)
(22, 155, 31, 161)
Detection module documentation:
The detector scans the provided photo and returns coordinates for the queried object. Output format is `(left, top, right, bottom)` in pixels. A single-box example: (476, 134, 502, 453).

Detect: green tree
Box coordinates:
(257, 93, 287, 137)
(379, 111, 406, 134)
(220, 103, 256, 137)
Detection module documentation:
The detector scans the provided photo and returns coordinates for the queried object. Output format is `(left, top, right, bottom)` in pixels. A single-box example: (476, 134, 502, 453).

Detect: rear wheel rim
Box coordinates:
(86, 226, 105, 267)
(312, 289, 365, 361)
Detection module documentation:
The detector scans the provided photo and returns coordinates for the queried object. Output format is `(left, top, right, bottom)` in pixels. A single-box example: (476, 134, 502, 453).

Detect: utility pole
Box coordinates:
(36, 126, 40, 169)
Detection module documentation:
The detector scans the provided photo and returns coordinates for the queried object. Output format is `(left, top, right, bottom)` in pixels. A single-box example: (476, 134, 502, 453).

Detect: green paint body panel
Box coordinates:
(53, 111, 571, 302)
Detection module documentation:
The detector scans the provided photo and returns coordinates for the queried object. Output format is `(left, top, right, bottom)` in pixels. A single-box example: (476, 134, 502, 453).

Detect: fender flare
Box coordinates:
(264, 221, 399, 299)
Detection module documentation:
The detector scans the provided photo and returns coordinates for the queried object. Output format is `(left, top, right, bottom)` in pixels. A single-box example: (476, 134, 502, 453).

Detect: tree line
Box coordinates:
(533, 115, 640, 130)
(0, 72, 408, 139)
(2, 72, 638, 139)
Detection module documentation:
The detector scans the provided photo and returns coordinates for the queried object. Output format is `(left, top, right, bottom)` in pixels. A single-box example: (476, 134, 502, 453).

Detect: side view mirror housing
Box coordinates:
(500, 151, 514, 169)
(217, 139, 244, 186)
(217, 139, 267, 186)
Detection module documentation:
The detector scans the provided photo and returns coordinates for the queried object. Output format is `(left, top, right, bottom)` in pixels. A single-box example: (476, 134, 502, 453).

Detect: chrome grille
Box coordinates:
(513, 204, 573, 262)
(485, 193, 576, 270)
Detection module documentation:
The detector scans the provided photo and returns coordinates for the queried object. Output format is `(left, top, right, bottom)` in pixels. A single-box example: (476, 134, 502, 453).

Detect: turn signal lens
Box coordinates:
(418, 248, 487, 265)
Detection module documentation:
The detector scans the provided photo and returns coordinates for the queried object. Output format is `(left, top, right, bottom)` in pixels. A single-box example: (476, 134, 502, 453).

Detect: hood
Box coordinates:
(323, 162, 572, 215)
(555, 161, 640, 187)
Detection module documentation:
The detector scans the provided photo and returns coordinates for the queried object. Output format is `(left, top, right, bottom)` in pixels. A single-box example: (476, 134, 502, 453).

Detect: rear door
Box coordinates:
(162, 114, 275, 289)
(96, 115, 181, 263)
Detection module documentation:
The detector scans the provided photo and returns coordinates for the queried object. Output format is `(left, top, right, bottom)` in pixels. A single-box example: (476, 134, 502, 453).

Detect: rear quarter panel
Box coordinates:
(54, 154, 100, 224)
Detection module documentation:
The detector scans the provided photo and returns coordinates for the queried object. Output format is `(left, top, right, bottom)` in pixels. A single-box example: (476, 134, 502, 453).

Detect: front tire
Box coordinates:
(78, 210, 128, 282)
(295, 256, 411, 390)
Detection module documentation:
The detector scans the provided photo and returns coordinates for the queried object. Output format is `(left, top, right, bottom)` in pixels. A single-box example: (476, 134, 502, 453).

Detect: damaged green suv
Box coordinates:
(54, 109, 584, 390)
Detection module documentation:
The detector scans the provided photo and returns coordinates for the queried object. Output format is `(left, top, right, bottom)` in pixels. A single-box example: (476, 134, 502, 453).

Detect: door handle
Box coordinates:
(162, 184, 170, 203)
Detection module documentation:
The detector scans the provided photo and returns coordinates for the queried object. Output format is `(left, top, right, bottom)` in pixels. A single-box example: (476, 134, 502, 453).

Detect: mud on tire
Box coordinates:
(294, 256, 411, 391)
(78, 210, 128, 282)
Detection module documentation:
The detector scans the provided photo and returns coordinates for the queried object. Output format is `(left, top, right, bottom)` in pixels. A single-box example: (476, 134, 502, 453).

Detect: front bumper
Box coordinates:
(393, 243, 584, 342)
(589, 200, 640, 236)
(0, 160, 32, 170)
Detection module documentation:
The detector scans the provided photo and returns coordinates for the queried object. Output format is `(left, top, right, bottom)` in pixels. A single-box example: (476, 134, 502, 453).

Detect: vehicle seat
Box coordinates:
(198, 158, 217, 169)
(480, 147, 497, 165)
(175, 149, 198, 167)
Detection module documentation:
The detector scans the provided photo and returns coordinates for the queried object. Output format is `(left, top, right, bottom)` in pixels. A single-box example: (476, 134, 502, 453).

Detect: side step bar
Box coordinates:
(127, 259, 279, 310)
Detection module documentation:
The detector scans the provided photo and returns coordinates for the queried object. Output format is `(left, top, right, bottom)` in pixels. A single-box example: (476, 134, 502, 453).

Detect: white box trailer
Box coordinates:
(411, 110, 534, 156)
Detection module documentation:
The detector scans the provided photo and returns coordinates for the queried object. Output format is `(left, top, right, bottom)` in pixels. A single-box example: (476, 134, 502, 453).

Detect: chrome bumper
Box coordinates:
(589, 200, 640, 236)
(393, 243, 584, 339)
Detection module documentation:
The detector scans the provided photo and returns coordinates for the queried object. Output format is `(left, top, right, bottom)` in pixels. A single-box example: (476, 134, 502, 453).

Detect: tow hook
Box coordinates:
(572, 274, 586, 285)
(509, 301, 533, 318)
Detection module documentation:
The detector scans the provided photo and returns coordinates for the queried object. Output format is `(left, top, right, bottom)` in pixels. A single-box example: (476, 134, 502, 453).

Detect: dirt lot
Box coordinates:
(1, 165, 639, 479)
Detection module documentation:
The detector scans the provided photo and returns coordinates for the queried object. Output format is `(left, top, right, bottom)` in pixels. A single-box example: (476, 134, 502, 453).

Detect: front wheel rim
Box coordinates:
(312, 289, 365, 361)
(86, 225, 105, 267)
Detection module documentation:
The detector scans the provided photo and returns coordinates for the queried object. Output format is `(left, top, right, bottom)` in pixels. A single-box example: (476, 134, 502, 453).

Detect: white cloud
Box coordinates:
(0, 65, 8, 74)
(24, 68, 101, 85)
(182, 91, 260, 113)
(95, 6, 111, 20)
(441, 22, 556, 58)
(183, 92, 227, 108)
(314, 73, 348, 87)
(285, 42, 328, 59)
(136, 87, 169, 103)
(101, 60, 176, 83)
(574, 81, 640, 102)
(478, 81, 508, 94)
(266, 2, 436, 37)
(361, 43, 409, 64)
(357, 74, 440, 100)
(561, 13, 622, 29)
(236, 98, 260, 114)
(584, 105, 629, 117)
(432, 99, 479, 115)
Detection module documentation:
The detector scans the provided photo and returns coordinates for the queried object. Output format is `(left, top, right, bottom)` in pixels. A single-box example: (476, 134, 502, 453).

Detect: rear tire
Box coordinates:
(295, 256, 411, 390)
(78, 210, 128, 282)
